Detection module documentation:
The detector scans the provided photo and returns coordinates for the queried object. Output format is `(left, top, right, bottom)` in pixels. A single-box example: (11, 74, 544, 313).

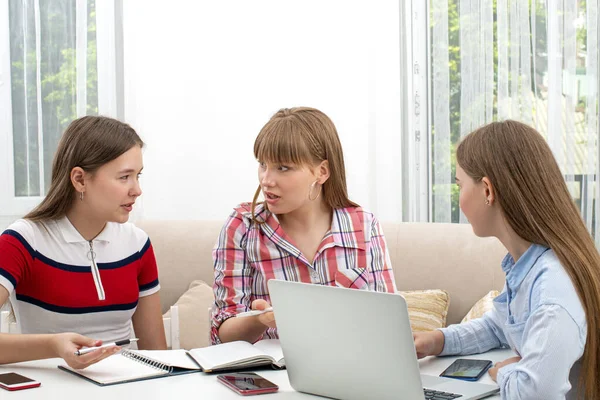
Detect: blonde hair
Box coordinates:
(457, 120, 600, 399)
(251, 107, 357, 220)
(25, 116, 143, 222)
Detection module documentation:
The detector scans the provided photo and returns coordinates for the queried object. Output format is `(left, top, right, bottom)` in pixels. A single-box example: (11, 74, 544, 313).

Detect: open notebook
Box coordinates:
(187, 339, 284, 372)
(59, 349, 202, 386)
(60, 340, 284, 385)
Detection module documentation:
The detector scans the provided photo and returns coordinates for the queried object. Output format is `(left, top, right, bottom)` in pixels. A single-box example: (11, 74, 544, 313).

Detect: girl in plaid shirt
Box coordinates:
(211, 107, 397, 344)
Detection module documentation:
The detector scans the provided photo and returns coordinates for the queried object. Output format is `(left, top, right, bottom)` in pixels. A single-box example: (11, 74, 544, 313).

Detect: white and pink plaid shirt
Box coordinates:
(211, 202, 397, 344)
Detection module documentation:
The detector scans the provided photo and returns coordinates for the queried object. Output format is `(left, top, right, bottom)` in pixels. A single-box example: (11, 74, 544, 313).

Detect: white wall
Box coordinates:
(0, 216, 18, 232)
(123, 0, 403, 222)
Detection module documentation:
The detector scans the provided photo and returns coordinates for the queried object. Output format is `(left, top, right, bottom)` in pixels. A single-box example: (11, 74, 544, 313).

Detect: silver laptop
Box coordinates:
(268, 280, 500, 400)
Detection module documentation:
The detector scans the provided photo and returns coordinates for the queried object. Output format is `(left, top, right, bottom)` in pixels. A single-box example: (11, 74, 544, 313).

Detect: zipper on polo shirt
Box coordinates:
(87, 240, 106, 301)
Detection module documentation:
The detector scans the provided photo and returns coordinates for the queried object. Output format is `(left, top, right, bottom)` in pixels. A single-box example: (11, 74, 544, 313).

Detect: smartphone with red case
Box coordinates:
(217, 372, 279, 395)
(0, 373, 41, 391)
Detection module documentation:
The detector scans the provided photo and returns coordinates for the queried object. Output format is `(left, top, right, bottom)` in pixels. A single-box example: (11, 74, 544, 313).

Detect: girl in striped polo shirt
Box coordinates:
(0, 116, 167, 369)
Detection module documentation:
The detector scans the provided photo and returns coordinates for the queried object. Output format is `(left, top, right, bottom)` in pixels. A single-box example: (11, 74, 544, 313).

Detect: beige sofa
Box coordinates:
(138, 220, 507, 331)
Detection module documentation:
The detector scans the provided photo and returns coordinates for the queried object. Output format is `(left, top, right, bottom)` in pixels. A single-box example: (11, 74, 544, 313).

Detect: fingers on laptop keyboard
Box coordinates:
(423, 389, 463, 399)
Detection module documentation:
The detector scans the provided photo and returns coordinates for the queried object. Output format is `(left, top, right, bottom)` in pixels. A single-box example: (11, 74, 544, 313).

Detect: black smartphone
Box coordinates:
(0, 373, 41, 391)
(217, 372, 279, 396)
(439, 359, 493, 381)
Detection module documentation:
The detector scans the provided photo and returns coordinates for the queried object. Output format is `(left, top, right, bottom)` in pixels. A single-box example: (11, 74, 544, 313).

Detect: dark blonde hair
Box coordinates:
(24, 116, 143, 222)
(457, 120, 600, 399)
(251, 107, 357, 219)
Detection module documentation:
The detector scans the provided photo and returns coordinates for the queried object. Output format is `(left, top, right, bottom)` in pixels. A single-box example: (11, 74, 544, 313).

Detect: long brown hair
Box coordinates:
(24, 116, 144, 222)
(251, 107, 357, 220)
(457, 120, 600, 399)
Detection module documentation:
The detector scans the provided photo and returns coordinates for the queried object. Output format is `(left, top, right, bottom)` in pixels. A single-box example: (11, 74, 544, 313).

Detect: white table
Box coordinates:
(1, 349, 514, 399)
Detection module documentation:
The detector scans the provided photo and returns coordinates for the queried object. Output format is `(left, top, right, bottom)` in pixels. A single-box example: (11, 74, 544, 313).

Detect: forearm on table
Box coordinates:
(440, 316, 503, 356)
(217, 315, 267, 344)
(0, 333, 57, 364)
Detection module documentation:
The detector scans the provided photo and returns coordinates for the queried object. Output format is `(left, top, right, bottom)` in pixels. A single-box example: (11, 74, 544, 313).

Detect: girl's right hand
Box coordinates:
(413, 330, 445, 359)
(51, 332, 120, 370)
(252, 299, 277, 329)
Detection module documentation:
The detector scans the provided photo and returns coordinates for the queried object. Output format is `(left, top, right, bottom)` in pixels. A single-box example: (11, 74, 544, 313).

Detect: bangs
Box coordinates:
(253, 118, 315, 166)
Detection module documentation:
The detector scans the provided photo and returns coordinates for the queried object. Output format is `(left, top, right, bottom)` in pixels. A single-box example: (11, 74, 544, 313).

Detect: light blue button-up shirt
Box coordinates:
(439, 244, 586, 400)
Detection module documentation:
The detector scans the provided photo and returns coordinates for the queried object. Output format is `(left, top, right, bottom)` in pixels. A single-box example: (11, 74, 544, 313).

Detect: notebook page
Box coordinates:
(188, 341, 272, 371)
(134, 350, 201, 370)
(253, 339, 284, 364)
(60, 353, 165, 385)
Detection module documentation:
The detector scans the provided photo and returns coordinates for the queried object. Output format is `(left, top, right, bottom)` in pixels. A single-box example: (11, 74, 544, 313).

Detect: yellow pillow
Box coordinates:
(163, 280, 214, 350)
(398, 289, 450, 332)
(461, 290, 500, 323)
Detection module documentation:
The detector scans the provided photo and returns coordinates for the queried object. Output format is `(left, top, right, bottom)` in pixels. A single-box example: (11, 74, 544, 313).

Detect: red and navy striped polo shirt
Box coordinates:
(0, 217, 160, 343)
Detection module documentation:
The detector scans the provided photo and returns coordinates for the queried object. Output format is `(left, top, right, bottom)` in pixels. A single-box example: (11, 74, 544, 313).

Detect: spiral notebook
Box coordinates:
(58, 349, 202, 386)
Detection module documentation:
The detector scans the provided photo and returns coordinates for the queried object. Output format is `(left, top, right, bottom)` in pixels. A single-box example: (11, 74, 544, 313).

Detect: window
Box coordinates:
(412, 0, 599, 241)
(1, 0, 119, 218)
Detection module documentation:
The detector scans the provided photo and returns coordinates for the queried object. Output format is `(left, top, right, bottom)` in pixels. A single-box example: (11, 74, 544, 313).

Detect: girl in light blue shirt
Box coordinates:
(414, 120, 600, 400)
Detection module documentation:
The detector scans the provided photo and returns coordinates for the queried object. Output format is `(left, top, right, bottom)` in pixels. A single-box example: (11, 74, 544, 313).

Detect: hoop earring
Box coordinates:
(80, 191, 84, 201)
(308, 181, 322, 201)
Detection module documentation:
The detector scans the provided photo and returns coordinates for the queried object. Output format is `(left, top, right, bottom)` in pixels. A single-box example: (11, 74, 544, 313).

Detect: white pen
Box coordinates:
(236, 307, 273, 318)
(74, 338, 139, 356)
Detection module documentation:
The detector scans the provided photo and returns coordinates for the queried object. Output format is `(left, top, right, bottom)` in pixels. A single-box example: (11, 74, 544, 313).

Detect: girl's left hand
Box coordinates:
(488, 356, 522, 382)
(252, 299, 277, 329)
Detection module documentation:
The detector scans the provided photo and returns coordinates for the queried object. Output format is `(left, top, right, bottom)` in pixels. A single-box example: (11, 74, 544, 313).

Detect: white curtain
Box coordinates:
(7, 0, 96, 197)
(2, 0, 119, 202)
(428, 0, 600, 245)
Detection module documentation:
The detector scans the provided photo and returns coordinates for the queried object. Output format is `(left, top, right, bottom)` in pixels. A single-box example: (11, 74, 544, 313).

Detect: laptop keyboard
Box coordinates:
(423, 388, 462, 399)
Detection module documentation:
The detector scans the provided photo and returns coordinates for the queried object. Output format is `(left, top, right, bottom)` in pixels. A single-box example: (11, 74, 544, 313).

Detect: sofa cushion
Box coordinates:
(135, 220, 225, 315)
(384, 222, 506, 324)
(461, 290, 500, 323)
(163, 280, 214, 350)
(399, 289, 450, 332)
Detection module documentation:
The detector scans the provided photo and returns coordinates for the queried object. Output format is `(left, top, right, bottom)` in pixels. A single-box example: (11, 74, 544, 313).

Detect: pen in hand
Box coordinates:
(74, 338, 139, 356)
(236, 307, 273, 318)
